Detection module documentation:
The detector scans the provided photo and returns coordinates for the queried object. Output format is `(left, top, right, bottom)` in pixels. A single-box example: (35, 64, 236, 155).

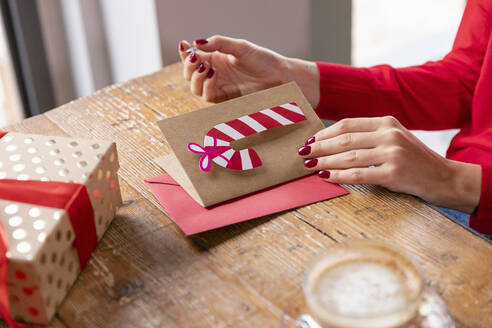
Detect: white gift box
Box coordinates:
(0, 132, 122, 325)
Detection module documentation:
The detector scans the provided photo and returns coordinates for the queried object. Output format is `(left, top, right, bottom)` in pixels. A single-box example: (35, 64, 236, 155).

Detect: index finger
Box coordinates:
(178, 40, 191, 62)
(318, 166, 387, 185)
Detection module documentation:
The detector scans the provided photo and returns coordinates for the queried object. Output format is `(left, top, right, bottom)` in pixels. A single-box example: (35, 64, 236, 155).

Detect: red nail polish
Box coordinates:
(195, 39, 208, 45)
(304, 158, 318, 168)
(298, 145, 311, 156)
(198, 63, 206, 73)
(318, 170, 331, 179)
(206, 68, 215, 79)
(305, 136, 315, 145)
(190, 53, 197, 63)
(179, 41, 184, 51)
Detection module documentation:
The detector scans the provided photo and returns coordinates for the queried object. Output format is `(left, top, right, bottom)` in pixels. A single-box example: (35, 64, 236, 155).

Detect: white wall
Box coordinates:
(353, 0, 465, 67)
(60, 0, 95, 98)
(100, 0, 162, 83)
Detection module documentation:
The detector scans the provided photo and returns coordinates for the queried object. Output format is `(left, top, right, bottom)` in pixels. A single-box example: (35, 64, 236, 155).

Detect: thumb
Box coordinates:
(194, 35, 250, 58)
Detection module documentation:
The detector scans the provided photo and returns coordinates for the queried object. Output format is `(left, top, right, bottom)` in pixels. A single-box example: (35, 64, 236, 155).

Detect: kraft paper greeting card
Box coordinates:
(156, 82, 325, 207)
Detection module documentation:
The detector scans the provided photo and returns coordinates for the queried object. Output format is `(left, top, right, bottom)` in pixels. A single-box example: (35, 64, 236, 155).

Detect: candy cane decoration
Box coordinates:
(188, 102, 306, 171)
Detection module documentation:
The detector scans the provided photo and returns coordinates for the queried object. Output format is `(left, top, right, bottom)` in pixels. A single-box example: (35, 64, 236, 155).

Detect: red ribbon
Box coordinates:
(0, 180, 97, 267)
(0, 132, 98, 327)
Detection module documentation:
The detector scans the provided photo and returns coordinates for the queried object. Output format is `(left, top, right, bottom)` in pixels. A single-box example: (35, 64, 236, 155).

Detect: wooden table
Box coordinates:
(4, 63, 492, 328)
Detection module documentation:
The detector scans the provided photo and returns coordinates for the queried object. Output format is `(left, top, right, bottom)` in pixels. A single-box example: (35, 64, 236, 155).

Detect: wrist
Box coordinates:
(437, 160, 481, 213)
(280, 57, 320, 108)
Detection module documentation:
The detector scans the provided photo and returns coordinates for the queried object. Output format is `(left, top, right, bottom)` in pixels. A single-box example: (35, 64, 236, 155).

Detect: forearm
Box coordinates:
(314, 61, 476, 129)
(281, 57, 474, 130)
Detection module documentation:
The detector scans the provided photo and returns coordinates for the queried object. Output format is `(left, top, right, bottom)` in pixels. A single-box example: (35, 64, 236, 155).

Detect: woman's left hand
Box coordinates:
(298, 116, 481, 213)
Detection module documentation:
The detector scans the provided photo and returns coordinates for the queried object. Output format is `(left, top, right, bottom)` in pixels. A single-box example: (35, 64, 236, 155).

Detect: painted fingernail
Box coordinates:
(190, 53, 197, 63)
(298, 145, 311, 156)
(318, 170, 331, 179)
(195, 39, 208, 45)
(206, 68, 215, 79)
(304, 158, 318, 168)
(179, 41, 185, 51)
(198, 63, 206, 73)
(305, 136, 315, 145)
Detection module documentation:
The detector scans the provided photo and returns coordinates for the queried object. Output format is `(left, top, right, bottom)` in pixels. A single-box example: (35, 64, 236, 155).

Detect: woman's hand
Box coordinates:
(178, 36, 320, 106)
(298, 116, 481, 213)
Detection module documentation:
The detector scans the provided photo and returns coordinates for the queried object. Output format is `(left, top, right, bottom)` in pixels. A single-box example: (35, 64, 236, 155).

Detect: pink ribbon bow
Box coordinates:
(187, 137, 232, 172)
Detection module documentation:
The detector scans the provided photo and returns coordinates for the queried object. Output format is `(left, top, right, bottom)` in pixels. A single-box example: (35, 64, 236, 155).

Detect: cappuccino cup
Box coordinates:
(303, 242, 423, 328)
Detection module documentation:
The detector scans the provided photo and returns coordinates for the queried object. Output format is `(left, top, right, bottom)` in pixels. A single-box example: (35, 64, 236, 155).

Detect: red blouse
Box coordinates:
(315, 0, 492, 234)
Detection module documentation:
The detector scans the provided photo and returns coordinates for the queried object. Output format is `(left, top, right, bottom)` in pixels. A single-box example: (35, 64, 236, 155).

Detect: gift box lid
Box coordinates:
(0, 132, 116, 184)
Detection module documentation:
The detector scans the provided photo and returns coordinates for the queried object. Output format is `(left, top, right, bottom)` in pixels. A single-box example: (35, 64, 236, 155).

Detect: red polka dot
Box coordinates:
(28, 307, 39, 316)
(102, 156, 106, 161)
(22, 287, 34, 295)
(15, 270, 26, 280)
(93, 190, 99, 199)
(10, 295, 19, 302)
(89, 174, 93, 180)
(110, 181, 115, 190)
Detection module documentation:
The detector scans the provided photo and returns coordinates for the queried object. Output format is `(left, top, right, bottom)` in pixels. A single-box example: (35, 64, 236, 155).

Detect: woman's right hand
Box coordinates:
(178, 35, 320, 106)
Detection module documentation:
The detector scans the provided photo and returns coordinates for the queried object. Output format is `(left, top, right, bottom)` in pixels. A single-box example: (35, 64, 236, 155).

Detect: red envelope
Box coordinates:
(145, 174, 347, 235)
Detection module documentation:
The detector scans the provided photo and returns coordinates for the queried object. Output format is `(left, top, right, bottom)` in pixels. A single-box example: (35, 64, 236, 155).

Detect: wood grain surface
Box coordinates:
(3, 63, 491, 328)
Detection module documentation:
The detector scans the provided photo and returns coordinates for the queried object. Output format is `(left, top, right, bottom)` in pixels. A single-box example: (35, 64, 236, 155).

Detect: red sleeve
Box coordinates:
(315, 0, 488, 130)
(470, 165, 492, 234)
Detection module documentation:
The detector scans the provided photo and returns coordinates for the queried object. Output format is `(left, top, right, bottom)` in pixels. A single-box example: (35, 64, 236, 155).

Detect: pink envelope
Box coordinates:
(145, 174, 347, 235)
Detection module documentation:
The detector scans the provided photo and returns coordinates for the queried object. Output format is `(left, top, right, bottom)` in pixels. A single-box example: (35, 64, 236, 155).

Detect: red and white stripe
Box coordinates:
(204, 102, 306, 170)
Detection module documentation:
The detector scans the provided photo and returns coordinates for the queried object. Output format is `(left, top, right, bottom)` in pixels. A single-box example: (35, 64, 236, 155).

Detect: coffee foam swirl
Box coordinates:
(304, 243, 423, 328)
(314, 260, 412, 317)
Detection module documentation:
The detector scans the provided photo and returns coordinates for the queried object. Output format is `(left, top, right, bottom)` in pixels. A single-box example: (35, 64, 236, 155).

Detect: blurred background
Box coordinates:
(0, 0, 465, 155)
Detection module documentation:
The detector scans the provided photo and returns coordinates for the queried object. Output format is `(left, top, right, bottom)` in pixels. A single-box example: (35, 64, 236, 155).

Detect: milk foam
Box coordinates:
(313, 260, 410, 317)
